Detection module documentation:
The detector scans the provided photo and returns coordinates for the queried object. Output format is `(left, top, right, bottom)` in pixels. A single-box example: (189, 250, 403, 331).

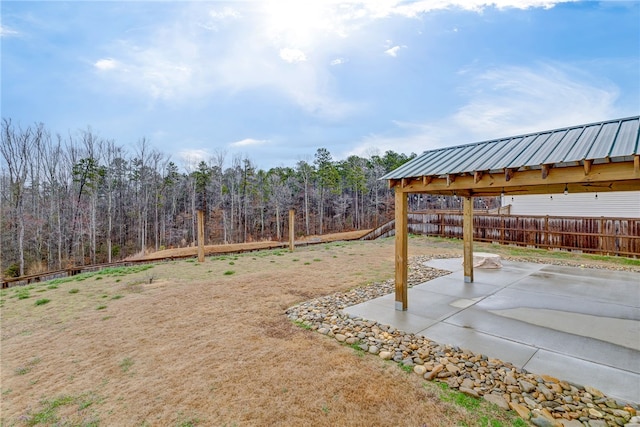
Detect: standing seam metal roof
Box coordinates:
(381, 116, 640, 180)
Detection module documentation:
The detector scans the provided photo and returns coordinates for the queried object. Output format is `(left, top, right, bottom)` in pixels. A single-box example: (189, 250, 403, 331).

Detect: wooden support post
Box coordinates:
(394, 191, 408, 311)
(289, 209, 295, 252)
(463, 196, 474, 283)
(197, 210, 205, 263)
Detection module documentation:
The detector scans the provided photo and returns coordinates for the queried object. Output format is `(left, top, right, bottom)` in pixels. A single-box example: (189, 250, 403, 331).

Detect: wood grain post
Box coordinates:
(197, 210, 205, 263)
(463, 196, 474, 283)
(395, 191, 408, 311)
(289, 209, 295, 252)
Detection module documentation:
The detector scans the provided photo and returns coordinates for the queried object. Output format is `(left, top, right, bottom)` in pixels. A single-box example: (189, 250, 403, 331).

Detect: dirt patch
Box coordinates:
(4, 236, 632, 426)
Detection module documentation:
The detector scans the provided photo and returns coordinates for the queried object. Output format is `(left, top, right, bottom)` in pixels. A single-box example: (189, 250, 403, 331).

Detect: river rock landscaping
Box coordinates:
(286, 255, 640, 427)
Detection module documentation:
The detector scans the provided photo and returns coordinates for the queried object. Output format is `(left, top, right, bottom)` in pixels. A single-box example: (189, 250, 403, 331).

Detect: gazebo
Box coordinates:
(381, 116, 640, 311)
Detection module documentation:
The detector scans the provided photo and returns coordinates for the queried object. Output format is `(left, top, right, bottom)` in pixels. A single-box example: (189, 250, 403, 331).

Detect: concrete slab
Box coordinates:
(344, 300, 439, 334)
(515, 266, 640, 306)
(445, 304, 640, 372)
(416, 322, 538, 367)
(344, 258, 640, 404)
(524, 350, 640, 404)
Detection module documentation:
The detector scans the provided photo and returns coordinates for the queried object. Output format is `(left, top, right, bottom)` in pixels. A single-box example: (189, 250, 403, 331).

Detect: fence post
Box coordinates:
(289, 209, 295, 252)
(197, 210, 205, 263)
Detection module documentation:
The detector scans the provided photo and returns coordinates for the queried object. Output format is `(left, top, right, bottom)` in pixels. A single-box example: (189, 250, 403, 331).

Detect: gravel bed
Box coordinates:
(286, 256, 640, 427)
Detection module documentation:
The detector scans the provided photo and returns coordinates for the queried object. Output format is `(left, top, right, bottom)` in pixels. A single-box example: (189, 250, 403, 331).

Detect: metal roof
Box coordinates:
(381, 116, 640, 180)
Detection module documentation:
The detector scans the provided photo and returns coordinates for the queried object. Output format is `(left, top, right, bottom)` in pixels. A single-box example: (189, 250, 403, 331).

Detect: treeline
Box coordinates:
(2, 118, 431, 276)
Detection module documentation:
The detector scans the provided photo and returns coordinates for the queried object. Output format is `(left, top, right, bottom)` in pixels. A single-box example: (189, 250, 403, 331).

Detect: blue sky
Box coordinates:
(2, 1, 639, 170)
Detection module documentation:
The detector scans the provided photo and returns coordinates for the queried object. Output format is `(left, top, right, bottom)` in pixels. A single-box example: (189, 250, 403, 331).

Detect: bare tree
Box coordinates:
(0, 119, 41, 275)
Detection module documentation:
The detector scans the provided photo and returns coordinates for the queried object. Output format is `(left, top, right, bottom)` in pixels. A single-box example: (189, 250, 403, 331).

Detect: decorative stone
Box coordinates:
(509, 401, 531, 419)
(519, 380, 536, 393)
(484, 394, 510, 410)
(531, 415, 560, 427)
(538, 383, 555, 401)
(504, 374, 518, 386)
(524, 395, 538, 407)
(446, 363, 460, 374)
(424, 364, 444, 381)
(413, 365, 427, 376)
(611, 409, 630, 420)
(588, 408, 603, 418)
(459, 387, 480, 398)
(585, 386, 604, 398)
(335, 334, 346, 342)
(379, 351, 393, 360)
(558, 420, 583, 427)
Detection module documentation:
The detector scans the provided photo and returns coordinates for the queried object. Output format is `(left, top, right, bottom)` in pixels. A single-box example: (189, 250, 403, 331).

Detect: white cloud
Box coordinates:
(348, 63, 620, 156)
(89, 1, 574, 116)
(279, 48, 307, 63)
(384, 45, 401, 57)
(230, 138, 270, 147)
(90, 4, 357, 117)
(453, 64, 619, 138)
(209, 7, 241, 20)
(368, 0, 574, 17)
(0, 25, 19, 37)
(94, 58, 119, 71)
(200, 7, 241, 31)
(178, 149, 210, 169)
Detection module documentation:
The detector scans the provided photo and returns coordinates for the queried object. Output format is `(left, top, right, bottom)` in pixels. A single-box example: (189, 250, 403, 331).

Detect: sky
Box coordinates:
(2, 0, 639, 170)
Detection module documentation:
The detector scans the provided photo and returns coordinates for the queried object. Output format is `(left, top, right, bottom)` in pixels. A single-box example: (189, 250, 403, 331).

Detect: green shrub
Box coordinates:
(4, 263, 20, 278)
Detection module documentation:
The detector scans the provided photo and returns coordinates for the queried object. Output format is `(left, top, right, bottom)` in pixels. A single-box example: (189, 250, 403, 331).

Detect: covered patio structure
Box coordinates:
(381, 116, 640, 311)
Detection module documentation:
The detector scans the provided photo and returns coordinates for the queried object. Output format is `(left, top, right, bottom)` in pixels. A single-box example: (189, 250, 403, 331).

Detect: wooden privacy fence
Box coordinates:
(406, 212, 640, 257)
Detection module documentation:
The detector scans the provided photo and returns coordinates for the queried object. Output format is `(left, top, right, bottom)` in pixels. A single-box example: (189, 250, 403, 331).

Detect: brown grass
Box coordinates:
(5, 236, 624, 426)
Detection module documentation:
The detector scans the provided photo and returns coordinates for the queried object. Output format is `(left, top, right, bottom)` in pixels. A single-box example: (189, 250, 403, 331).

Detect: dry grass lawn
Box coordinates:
(3, 236, 635, 426)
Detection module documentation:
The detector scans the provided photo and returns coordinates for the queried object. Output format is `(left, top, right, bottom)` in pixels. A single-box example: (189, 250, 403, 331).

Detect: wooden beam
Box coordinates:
(583, 159, 593, 175)
(197, 210, 205, 262)
(446, 174, 456, 186)
(474, 171, 483, 184)
(463, 196, 474, 283)
(401, 178, 407, 188)
(394, 190, 408, 311)
(387, 161, 639, 195)
(423, 175, 433, 186)
(541, 164, 553, 179)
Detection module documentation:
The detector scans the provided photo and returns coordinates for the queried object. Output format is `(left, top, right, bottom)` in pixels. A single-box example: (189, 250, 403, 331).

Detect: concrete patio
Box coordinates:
(343, 258, 640, 404)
